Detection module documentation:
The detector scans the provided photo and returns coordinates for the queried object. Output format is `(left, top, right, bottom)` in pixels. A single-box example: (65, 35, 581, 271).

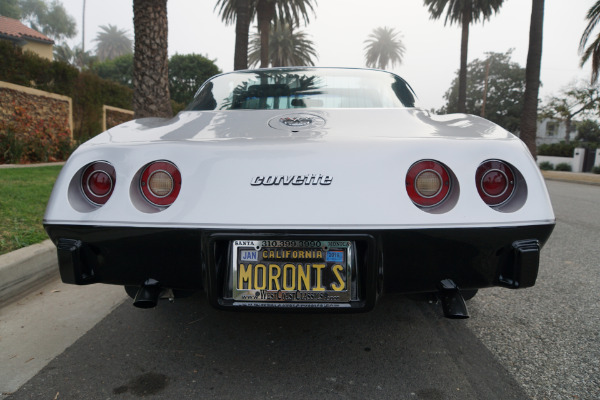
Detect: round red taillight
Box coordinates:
(406, 160, 451, 207)
(140, 161, 181, 207)
(81, 161, 116, 206)
(476, 160, 515, 206)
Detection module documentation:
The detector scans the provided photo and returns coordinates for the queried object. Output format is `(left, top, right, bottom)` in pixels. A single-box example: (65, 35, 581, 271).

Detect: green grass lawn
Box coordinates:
(0, 165, 62, 255)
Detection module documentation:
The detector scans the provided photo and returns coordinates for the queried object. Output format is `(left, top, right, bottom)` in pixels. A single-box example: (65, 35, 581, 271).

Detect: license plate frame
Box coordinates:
(231, 239, 354, 305)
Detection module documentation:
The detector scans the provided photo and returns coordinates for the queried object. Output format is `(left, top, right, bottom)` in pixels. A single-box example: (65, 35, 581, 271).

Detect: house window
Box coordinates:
(546, 121, 557, 136)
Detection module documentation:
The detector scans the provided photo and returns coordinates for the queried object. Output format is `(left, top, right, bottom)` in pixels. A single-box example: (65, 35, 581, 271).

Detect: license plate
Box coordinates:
(232, 240, 353, 304)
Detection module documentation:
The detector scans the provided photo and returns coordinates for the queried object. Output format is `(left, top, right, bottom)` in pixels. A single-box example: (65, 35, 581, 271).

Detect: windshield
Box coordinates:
(186, 68, 417, 111)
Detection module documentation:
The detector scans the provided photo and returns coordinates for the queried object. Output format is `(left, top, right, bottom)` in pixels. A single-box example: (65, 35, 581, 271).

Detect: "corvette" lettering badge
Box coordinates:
(251, 174, 333, 186)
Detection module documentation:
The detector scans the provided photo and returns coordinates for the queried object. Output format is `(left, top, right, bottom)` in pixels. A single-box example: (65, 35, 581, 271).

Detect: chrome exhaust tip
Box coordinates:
(438, 279, 469, 319)
(133, 279, 161, 309)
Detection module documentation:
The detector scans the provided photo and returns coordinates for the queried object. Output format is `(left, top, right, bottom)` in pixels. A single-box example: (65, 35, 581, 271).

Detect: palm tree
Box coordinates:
(256, 0, 316, 68)
(53, 43, 74, 64)
(94, 24, 133, 62)
(248, 22, 318, 67)
(423, 0, 504, 113)
(215, 0, 253, 70)
(133, 0, 172, 118)
(363, 27, 405, 70)
(216, 0, 316, 69)
(519, 0, 545, 158)
(53, 43, 96, 70)
(580, 1, 600, 84)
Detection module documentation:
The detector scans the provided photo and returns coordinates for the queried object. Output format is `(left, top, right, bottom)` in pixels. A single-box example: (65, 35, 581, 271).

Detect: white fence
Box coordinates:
(537, 148, 600, 172)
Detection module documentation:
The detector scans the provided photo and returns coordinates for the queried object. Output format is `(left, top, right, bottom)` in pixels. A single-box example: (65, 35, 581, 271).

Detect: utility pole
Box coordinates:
(82, 0, 86, 52)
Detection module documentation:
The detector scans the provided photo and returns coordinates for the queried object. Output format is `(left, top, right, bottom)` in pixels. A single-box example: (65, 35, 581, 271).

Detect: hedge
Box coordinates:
(0, 40, 132, 141)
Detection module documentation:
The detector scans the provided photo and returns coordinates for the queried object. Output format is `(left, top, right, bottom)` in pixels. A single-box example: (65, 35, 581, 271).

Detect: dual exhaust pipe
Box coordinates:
(438, 279, 469, 319)
(131, 278, 470, 318)
(132, 279, 172, 309)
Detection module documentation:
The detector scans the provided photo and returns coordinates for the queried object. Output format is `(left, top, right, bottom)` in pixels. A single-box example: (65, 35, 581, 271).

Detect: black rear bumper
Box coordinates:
(45, 223, 554, 312)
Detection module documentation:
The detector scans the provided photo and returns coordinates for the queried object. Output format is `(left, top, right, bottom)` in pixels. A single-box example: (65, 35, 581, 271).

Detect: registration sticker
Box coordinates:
(326, 251, 344, 263)
(231, 240, 353, 304)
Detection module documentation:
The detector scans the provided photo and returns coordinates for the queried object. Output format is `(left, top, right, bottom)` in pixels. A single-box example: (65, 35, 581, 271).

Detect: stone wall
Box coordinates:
(102, 105, 134, 131)
(0, 81, 73, 138)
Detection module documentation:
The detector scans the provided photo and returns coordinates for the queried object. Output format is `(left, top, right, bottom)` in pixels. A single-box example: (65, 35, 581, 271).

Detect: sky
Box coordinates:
(60, 0, 594, 110)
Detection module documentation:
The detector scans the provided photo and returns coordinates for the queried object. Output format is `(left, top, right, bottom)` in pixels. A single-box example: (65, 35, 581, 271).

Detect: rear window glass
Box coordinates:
(187, 68, 417, 111)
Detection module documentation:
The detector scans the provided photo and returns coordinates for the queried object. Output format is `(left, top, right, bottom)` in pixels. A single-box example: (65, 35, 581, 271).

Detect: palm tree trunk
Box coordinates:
(234, 0, 251, 70)
(458, 7, 470, 114)
(133, 0, 172, 119)
(520, 0, 545, 158)
(257, 0, 275, 68)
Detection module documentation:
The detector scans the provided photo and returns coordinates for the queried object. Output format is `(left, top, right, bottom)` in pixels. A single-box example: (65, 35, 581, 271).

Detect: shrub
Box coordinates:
(0, 106, 74, 163)
(0, 40, 132, 142)
(538, 161, 554, 170)
(538, 142, 577, 157)
(592, 166, 600, 174)
(555, 163, 572, 172)
(0, 124, 24, 164)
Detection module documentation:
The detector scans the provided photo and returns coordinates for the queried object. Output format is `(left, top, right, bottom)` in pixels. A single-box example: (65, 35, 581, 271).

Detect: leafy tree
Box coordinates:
(94, 24, 133, 62)
(92, 53, 134, 88)
(439, 51, 524, 133)
(0, 0, 21, 18)
(520, 0, 544, 158)
(169, 53, 221, 104)
(248, 22, 317, 67)
(363, 26, 405, 70)
(575, 119, 600, 144)
(423, 0, 504, 113)
(19, 0, 77, 42)
(580, 1, 600, 84)
(215, 0, 253, 70)
(133, 0, 171, 118)
(540, 82, 600, 142)
(92, 53, 221, 105)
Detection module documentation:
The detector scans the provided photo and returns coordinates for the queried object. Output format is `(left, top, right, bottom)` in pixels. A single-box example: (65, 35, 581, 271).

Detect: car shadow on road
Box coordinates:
(10, 293, 529, 400)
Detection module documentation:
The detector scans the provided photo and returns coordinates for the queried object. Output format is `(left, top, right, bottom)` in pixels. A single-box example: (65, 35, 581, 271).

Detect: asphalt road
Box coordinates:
(5, 180, 599, 400)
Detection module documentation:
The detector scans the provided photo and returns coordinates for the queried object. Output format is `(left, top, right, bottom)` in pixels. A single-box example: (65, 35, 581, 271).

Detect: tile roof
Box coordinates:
(0, 16, 54, 44)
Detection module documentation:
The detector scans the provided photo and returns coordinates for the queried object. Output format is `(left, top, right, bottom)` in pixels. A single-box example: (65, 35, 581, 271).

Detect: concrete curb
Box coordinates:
(541, 170, 600, 186)
(0, 240, 58, 308)
(0, 162, 65, 169)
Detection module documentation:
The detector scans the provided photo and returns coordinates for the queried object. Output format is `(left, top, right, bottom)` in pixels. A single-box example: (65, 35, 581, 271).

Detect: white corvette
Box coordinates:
(44, 68, 555, 318)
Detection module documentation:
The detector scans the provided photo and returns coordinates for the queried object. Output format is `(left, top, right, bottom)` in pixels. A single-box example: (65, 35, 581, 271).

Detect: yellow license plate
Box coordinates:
(232, 240, 353, 304)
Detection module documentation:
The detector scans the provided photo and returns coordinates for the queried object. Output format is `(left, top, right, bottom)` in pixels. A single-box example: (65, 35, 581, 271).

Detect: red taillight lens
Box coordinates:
(476, 160, 515, 206)
(81, 161, 116, 205)
(406, 160, 451, 207)
(140, 161, 181, 207)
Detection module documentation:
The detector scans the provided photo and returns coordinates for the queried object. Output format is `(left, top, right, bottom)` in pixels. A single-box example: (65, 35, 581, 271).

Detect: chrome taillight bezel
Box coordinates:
(476, 160, 516, 207)
(139, 160, 182, 207)
(406, 160, 452, 208)
(80, 161, 116, 206)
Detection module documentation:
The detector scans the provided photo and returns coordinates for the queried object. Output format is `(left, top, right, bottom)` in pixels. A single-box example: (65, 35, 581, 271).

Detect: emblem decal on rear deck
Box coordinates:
(268, 113, 326, 131)
(280, 116, 313, 127)
(251, 174, 333, 186)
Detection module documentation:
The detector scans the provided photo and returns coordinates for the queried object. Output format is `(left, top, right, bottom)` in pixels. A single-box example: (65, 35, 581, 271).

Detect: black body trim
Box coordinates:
(44, 223, 554, 312)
